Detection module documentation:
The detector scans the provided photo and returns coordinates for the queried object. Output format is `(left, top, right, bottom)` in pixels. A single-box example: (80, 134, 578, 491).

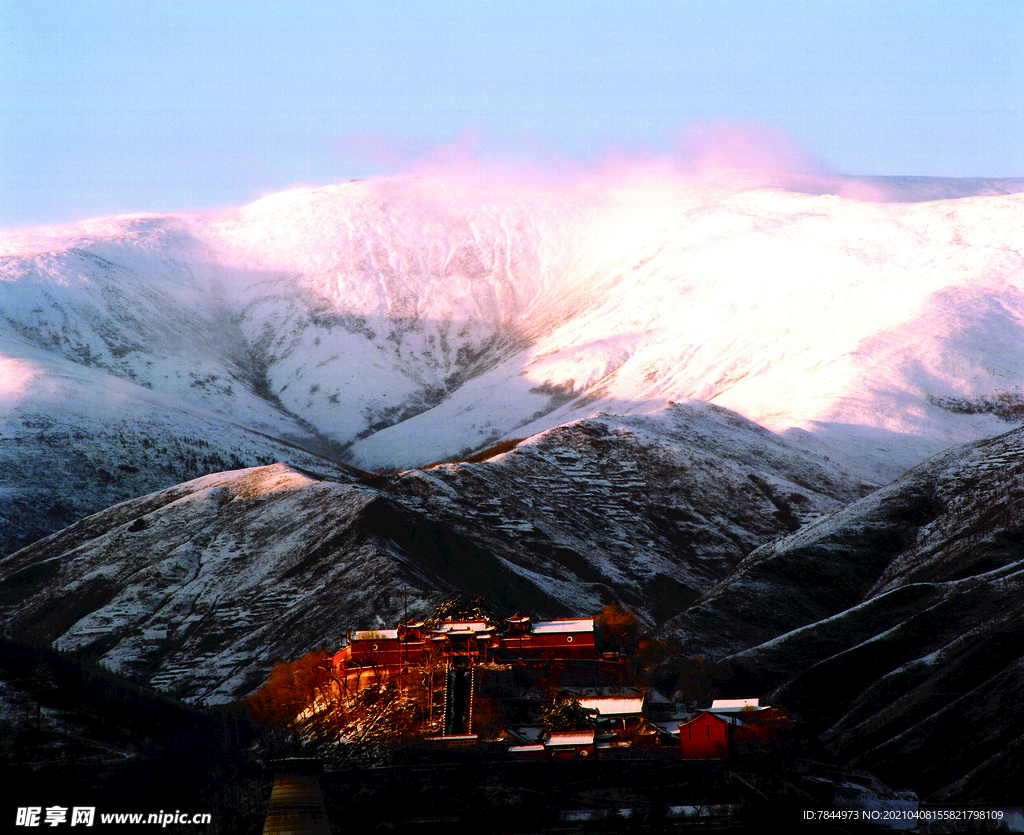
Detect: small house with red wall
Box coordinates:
(677, 711, 731, 761)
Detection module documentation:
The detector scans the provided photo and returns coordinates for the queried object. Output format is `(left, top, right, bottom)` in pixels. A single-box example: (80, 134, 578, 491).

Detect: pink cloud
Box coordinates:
(338, 122, 892, 202)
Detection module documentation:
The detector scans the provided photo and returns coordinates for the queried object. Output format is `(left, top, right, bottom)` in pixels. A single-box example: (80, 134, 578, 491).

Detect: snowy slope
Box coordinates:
(367, 401, 868, 622)
(0, 401, 864, 703)
(2, 174, 1023, 553)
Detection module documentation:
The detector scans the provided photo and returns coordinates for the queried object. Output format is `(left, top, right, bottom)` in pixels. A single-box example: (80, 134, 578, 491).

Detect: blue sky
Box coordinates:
(2, 1, 1022, 227)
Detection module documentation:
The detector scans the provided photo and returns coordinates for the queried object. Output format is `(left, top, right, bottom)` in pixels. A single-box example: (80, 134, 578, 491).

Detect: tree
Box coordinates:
(245, 649, 332, 727)
(539, 697, 597, 733)
(426, 594, 500, 628)
(595, 603, 676, 686)
(663, 655, 734, 705)
(732, 708, 792, 766)
(595, 603, 642, 655)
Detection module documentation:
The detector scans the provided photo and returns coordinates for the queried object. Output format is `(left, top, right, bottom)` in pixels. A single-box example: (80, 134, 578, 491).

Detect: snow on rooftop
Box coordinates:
(531, 618, 595, 634)
(545, 731, 595, 746)
(710, 698, 764, 712)
(577, 696, 645, 715)
(679, 711, 733, 726)
(351, 629, 399, 641)
(433, 620, 490, 633)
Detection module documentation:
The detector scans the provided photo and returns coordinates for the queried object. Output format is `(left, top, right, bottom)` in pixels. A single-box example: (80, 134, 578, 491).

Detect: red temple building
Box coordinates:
(333, 615, 601, 683)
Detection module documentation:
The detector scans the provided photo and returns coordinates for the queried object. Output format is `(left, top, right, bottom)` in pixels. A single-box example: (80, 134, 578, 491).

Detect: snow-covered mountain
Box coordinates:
(2, 173, 1023, 552)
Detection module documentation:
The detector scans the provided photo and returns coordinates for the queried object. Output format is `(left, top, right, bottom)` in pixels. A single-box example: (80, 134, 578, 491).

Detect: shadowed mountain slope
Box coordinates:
(663, 425, 1024, 800)
(0, 402, 864, 703)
